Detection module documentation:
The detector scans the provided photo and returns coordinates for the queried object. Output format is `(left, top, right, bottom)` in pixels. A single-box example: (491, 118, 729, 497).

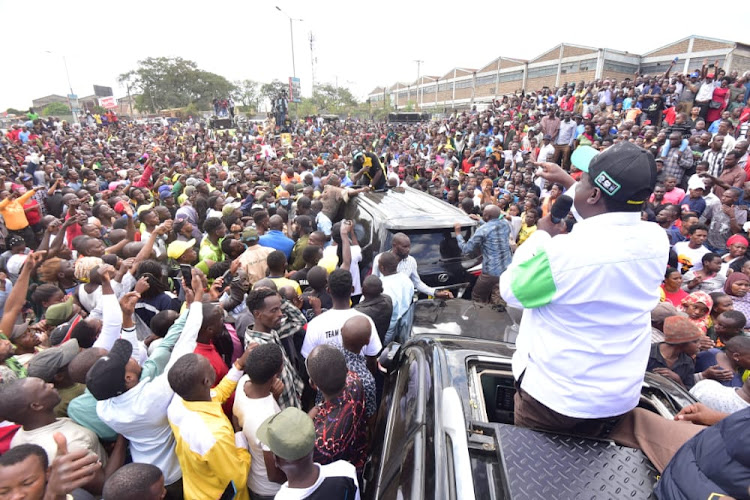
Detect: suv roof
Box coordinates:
(356, 186, 476, 231)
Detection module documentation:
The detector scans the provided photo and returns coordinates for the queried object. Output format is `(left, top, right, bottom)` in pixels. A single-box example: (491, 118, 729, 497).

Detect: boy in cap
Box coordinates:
(647, 315, 703, 388)
(257, 407, 360, 500)
(27, 339, 82, 418)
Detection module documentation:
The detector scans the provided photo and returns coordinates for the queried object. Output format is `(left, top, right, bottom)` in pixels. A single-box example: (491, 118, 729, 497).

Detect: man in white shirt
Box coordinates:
(378, 251, 415, 344)
(500, 143, 669, 433)
(537, 135, 555, 163)
(301, 269, 381, 363)
(233, 343, 284, 499)
(372, 233, 453, 299)
(89, 271, 205, 496)
(673, 223, 711, 273)
(258, 407, 360, 500)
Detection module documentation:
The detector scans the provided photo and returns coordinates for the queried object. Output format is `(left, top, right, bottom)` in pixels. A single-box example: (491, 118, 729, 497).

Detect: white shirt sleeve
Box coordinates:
(164, 302, 204, 375)
(92, 293, 123, 351)
(363, 315, 382, 356)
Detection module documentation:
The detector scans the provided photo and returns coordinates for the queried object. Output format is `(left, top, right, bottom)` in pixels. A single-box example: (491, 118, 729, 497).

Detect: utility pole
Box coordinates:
(414, 59, 423, 111)
(309, 32, 316, 93)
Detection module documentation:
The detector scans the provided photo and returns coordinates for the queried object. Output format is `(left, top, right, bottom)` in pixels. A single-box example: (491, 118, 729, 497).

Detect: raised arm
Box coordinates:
(92, 266, 124, 351)
(0, 251, 45, 337)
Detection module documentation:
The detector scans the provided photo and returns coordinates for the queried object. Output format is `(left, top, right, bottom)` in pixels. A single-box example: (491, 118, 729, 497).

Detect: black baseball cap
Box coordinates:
(86, 338, 132, 400)
(583, 142, 657, 206)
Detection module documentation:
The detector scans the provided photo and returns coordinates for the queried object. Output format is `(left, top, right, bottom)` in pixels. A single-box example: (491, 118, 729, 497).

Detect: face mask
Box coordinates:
(280, 199, 290, 207)
(268, 203, 276, 209)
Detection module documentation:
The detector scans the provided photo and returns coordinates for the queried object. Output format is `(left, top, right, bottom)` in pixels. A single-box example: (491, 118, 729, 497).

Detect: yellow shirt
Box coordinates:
(0, 189, 36, 230)
(168, 367, 250, 500)
(517, 223, 537, 246)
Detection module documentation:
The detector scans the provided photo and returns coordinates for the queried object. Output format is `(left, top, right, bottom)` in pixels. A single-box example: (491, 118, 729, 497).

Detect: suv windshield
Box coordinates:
(387, 229, 464, 262)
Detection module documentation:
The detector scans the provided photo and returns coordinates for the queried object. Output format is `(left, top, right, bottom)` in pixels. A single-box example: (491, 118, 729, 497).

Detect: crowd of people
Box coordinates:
(0, 58, 749, 499)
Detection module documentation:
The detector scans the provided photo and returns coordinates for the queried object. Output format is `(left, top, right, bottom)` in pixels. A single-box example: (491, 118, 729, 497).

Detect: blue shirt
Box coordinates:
(695, 348, 743, 387)
(259, 230, 295, 258)
(679, 195, 706, 217)
(456, 218, 512, 276)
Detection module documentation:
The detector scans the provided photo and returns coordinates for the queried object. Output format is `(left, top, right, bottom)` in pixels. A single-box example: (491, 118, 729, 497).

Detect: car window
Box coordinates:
(386, 229, 464, 262)
(353, 207, 372, 248)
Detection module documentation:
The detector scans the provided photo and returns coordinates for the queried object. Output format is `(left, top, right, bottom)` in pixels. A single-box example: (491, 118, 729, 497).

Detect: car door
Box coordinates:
(371, 348, 429, 499)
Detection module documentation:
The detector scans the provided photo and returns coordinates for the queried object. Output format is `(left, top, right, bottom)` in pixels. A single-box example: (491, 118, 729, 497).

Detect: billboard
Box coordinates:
(99, 96, 117, 109)
(288, 77, 301, 103)
(93, 85, 113, 97)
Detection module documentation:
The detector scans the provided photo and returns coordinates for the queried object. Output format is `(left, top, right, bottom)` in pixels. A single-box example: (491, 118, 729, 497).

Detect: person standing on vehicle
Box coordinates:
(500, 143, 669, 437)
(454, 204, 511, 305)
(372, 233, 453, 300)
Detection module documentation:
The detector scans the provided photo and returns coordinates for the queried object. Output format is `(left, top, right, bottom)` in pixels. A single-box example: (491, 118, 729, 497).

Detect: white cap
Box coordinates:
(687, 177, 705, 191)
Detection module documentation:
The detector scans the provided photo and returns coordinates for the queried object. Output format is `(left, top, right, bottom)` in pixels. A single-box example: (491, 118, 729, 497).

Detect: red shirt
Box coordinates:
(194, 342, 228, 382)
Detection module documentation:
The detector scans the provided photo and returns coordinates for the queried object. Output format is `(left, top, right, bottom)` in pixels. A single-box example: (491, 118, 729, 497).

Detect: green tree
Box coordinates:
(41, 102, 72, 116)
(5, 108, 25, 116)
(118, 57, 235, 113)
(232, 79, 260, 110)
(311, 84, 359, 113)
(260, 80, 288, 108)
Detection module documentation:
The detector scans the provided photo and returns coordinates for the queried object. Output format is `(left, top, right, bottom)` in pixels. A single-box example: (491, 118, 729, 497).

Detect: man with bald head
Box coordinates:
(454, 203, 512, 304)
(372, 233, 453, 299)
(259, 214, 294, 259)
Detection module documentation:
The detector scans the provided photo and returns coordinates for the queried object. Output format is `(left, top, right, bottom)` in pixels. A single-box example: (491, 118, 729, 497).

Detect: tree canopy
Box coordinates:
(232, 79, 260, 111)
(118, 57, 235, 113)
(41, 102, 72, 116)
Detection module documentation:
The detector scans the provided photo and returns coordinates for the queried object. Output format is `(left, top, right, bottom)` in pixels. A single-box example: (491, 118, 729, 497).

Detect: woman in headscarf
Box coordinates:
(679, 291, 714, 334)
(720, 234, 749, 277)
(723, 272, 750, 329)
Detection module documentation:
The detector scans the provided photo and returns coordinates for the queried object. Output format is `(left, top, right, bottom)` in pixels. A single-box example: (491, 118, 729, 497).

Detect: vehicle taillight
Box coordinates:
(470, 269, 482, 277)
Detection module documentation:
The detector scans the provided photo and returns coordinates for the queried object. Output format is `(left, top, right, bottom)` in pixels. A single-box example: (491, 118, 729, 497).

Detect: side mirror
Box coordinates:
(378, 342, 401, 373)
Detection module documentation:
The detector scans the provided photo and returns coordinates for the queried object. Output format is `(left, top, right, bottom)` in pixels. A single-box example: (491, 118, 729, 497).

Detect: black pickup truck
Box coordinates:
(362, 299, 697, 500)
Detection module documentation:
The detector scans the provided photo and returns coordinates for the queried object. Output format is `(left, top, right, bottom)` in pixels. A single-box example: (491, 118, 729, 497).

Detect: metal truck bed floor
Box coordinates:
(496, 424, 658, 499)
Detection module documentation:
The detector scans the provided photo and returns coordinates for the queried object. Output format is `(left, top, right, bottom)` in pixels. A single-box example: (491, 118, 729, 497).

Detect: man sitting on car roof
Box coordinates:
(499, 144, 701, 470)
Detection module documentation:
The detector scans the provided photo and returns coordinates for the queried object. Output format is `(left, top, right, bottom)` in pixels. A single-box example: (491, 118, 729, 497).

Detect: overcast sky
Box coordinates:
(2, 0, 747, 111)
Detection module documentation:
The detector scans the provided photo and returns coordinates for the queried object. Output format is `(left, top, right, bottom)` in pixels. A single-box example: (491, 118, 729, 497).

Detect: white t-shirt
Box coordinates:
(274, 461, 360, 500)
(690, 379, 750, 414)
(672, 241, 710, 272)
(323, 245, 363, 296)
(233, 377, 281, 497)
(301, 309, 381, 358)
(11, 418, 108, 465)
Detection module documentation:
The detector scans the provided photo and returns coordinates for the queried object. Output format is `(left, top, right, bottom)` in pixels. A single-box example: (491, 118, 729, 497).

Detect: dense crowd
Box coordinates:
(0, 57, 749, 499)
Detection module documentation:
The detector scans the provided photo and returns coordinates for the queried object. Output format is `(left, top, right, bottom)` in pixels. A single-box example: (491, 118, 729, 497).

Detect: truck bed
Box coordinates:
(469, 423, 658, 499)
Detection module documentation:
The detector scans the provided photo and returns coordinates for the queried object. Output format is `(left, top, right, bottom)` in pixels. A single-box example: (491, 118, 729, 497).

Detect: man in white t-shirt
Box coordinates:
(301, 269, 381, 362)
(0, 376, 113, 495)
(258, 407, 360, 500)
(323, 221, 363, 298)
(673, 223, 710, 273)
(233, 343, 284, 499)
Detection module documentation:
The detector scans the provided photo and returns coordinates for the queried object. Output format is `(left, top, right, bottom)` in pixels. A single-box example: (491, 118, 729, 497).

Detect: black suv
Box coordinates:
(363, 299, 697, 500)
(343, 186, 481, 298)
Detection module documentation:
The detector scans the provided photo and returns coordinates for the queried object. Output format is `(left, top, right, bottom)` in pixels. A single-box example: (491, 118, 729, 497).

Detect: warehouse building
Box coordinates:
(369, 35, 750, 111)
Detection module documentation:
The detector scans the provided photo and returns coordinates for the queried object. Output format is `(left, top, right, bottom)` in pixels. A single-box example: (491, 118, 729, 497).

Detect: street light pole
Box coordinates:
(414, 60, 423, 111)
(275, 6, 302, 78)
(45, 50, 78, 124)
